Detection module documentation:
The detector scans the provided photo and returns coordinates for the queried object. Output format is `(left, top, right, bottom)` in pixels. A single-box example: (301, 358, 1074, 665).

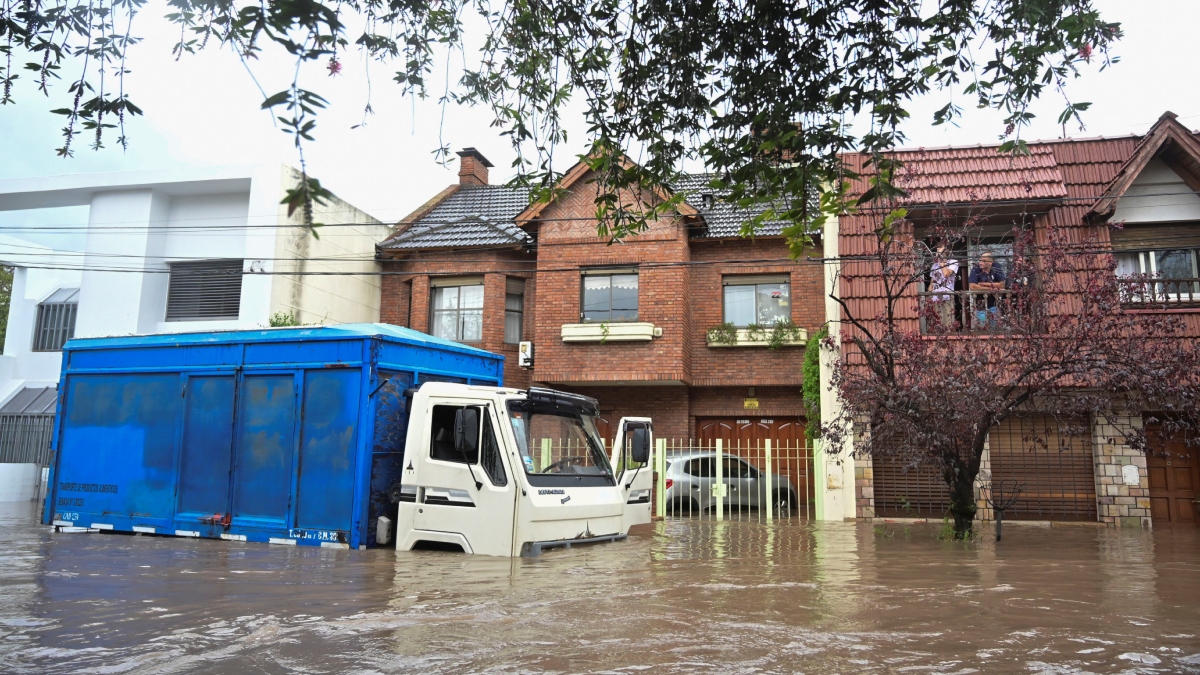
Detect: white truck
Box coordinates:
(387, 383, 654, 556)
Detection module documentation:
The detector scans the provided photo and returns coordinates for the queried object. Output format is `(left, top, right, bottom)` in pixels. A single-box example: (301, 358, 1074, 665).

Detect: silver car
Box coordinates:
(663, 450, 799, 514)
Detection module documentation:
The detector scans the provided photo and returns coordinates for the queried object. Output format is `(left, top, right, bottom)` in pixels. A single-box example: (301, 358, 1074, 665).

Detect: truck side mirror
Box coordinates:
(454, 407, 479, 457)
(629, 427, 649, 464)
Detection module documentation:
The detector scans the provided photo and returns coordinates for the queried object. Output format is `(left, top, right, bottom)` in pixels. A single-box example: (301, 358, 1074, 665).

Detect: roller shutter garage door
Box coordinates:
(872, 456, 950, 518)
(989, 415, 1096, 521)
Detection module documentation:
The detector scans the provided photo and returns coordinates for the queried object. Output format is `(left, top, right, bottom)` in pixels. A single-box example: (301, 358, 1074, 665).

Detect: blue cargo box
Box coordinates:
(42, 324, 503, 549)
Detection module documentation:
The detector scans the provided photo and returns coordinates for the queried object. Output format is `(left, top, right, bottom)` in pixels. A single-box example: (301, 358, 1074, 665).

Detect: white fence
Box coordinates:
(651, 438, 814, 521)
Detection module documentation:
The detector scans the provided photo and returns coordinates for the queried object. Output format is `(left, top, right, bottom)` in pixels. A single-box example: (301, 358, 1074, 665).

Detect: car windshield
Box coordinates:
(507, 402, 613, 481)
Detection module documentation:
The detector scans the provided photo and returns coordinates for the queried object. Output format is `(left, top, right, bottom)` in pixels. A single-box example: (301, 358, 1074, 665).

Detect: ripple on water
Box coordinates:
(0, 506, 1198, 674)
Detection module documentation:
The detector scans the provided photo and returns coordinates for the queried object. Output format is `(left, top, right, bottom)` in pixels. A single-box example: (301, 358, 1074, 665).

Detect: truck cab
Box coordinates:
(392, 383, 653, 556)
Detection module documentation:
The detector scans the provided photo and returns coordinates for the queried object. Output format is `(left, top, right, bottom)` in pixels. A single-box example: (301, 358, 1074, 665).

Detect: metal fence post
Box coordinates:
(540, 437, 552, 472)
(714, 438, 724, 522)
(655, 438, 667, 519)
(764, 439, 773, 523)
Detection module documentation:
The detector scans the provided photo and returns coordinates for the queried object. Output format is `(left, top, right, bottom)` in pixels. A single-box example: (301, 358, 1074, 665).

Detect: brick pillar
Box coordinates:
(379, 273, 411, 327)
(1093, 414, 1152, 528)
(410, 276, 430, 333)
(483, 273, 507, 346)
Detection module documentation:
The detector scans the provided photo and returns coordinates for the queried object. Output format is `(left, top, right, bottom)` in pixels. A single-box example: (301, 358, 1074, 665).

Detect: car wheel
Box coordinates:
(670, 497, 699, 515)
(772, 490, 796, 515)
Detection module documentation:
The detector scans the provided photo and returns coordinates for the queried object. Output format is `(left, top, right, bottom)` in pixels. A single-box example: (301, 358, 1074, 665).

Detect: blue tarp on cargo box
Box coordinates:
(42, 324, 504, 549)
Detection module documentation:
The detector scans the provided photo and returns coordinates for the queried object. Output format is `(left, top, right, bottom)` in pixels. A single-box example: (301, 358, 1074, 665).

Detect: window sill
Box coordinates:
(561, 322, 661, 342)
(706, 328, 808, 348)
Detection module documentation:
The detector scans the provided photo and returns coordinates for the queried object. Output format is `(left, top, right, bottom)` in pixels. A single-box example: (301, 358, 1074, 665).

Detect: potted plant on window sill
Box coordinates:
(707, 320, 806, 349)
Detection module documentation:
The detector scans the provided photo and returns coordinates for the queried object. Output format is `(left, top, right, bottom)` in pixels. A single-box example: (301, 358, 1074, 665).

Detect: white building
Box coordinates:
(0, 165, 389, 473)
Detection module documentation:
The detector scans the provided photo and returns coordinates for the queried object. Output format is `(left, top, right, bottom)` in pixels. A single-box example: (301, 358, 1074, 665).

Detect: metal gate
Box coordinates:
(0, 387, 58, 465)
(652, 438, 814, 521)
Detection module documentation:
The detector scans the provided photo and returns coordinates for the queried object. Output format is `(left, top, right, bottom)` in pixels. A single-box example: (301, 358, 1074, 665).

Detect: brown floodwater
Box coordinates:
(0, 501, 1197, 674)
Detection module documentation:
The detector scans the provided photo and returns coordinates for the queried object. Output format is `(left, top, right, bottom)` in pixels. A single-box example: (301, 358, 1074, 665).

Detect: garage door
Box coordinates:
(695, 417, 813, 507)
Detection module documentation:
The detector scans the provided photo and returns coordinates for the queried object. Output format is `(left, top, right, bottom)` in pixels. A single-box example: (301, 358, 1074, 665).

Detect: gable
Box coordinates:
(1110, 158, 1200, 224)
(533, 168, 685, 243)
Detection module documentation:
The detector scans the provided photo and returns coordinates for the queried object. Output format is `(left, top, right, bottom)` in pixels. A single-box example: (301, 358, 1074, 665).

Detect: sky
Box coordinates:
(1, 0, 1198, 239)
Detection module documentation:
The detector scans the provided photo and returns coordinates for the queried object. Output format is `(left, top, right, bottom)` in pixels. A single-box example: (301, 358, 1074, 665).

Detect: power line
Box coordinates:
(0, 188, 1195, 232)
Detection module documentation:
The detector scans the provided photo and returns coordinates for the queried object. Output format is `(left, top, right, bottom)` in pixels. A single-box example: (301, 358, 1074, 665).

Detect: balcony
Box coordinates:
(1117, 278, 1200, 310)
(917, 289, 1040, 335)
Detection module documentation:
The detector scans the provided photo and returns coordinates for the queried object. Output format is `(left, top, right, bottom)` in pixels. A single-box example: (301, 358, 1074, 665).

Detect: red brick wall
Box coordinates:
(688, 239, 825, 386)
(377, 172, 828, 432)
(531, 172, 694, 384)
(561, 385, 691, 442)
(379, 275, 410, 326)
(378, 251, 536, 386)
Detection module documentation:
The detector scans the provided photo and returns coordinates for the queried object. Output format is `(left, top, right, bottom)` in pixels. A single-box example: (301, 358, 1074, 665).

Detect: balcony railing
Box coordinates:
(1117, 278, 1200, 309)
(917, 289, 1039, 335)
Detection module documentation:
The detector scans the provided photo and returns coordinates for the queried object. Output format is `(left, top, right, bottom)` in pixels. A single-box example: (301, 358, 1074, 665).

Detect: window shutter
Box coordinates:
(723, 274, 790, 286)
(1109, 222, 1200, 251)
(166, 259, 245, 321)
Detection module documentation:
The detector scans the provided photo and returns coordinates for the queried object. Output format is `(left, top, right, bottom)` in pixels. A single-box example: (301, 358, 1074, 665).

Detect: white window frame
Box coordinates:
(504, 278, 524, 344)
(429, 280, 485, 343)
(1116, 249, 1200, 299)
(580, 269, 639, 323)
(722, 275, 792, 326)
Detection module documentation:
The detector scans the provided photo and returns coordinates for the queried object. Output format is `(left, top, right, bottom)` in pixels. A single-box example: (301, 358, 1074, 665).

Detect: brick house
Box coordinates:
(818, 112, 1200, 528)
(377, 148, 824, 466)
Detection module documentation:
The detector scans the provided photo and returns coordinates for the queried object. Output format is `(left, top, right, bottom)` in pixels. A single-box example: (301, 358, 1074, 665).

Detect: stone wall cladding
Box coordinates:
(855, 454, 875, 519)
(1093, 414, 1152, 528)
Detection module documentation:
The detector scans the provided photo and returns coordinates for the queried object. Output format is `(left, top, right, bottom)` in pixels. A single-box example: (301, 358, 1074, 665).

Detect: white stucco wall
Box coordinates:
(0, 166, 387, 400)
(1110, 159, 1200, 224)
(0, 238, 83, 403)
(269, 166, 388, 325)
(816, 212, 857, 521)
(0, 463, 40, 502)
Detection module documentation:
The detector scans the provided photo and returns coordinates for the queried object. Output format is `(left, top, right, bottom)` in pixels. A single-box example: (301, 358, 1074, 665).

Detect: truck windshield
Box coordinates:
(507, 402, 614, 486)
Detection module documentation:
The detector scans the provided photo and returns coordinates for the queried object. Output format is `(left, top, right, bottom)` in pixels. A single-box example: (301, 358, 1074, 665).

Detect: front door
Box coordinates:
(1147, 423, 1200, 526)
(413, 401, 517, 555)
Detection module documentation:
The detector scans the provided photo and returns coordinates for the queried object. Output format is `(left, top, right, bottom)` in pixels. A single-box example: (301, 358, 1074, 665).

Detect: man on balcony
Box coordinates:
(929, 244, 960, 331)
(968, 252, 1007, 329)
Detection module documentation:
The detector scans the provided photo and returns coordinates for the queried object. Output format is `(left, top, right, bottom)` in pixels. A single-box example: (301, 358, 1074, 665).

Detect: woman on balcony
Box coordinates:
(929, 244, 960, 331)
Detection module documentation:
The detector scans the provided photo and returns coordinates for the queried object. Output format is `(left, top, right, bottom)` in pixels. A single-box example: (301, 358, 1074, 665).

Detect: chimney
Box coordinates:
(456, 147, 493, 186)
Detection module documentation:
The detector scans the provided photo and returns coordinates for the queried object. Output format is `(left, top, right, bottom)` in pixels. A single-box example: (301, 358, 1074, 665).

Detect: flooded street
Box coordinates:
(1, 502, 1198, 674)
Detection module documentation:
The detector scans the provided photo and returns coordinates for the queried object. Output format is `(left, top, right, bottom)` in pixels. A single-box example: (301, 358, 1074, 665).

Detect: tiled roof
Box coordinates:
(420, 184, 532, 223)
(382, 175, 787, 249)
(844, 145, 1068, 205)
(379, 185, 532, 250)
(383, 216, 532, 250)
(670, 174, 790, 239)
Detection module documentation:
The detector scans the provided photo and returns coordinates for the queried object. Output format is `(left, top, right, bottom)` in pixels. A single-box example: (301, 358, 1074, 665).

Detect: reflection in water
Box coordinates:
(1, 501, 1198, 673)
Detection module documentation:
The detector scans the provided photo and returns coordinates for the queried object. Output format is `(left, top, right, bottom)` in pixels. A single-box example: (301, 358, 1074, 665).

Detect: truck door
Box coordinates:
(610, 418, 653, 528)
(412, 401, 517, 556)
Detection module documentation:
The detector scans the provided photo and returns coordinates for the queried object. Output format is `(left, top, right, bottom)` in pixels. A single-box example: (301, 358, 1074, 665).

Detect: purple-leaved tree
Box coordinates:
(823, 194, 1200, 538)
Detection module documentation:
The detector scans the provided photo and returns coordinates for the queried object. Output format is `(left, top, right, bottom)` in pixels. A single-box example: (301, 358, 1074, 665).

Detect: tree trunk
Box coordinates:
(948, 471, 977, 538)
